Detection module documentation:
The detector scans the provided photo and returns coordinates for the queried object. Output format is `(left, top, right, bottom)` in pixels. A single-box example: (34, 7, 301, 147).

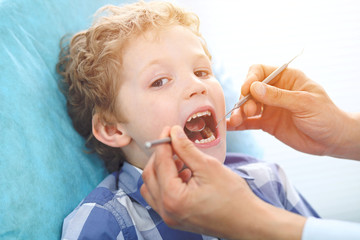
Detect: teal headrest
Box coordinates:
(0, 0, 121, 239)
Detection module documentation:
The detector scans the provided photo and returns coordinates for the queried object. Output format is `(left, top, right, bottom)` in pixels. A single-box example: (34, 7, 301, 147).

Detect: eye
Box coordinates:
(151, 78, 170, 88)
(194, 70, 209, 78)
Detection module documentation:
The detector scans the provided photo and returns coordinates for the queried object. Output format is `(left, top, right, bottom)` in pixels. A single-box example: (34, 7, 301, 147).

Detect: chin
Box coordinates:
(199, 139, 227, 164)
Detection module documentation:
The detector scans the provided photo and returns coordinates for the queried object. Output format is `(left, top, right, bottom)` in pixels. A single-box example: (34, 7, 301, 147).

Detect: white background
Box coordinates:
(176, 0, 360, 222)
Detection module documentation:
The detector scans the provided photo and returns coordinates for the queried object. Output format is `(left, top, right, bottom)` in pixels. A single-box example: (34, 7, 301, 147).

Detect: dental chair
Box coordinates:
(0, 0, 260, 239)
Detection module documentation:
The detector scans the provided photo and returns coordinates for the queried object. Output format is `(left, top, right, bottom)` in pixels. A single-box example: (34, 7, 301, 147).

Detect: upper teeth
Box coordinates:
(187, 110, 211, 122)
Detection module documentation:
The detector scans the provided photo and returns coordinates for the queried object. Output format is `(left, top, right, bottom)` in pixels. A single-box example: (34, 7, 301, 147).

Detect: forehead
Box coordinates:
(121, 25, 208, 66)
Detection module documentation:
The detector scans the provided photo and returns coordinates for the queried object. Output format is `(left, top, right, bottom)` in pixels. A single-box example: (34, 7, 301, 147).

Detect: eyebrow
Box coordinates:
(139, 52, 211, 76)
(194, 53, 211, 64)
(138, 59, 163, 77)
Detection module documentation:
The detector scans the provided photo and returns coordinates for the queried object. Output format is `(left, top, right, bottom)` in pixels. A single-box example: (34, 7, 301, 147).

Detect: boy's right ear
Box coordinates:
(92, 114, 131, 148)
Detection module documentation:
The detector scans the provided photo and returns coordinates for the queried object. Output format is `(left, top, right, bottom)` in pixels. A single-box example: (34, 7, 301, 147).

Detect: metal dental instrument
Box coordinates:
(145, 115, 206, 148)
(216, 50, 303, 128)
(145, 137, 171, 149)
(145, 119, 205, 148)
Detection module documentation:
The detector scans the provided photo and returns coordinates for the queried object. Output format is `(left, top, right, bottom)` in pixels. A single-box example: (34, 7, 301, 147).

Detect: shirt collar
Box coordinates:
(117, 162, 150, 208)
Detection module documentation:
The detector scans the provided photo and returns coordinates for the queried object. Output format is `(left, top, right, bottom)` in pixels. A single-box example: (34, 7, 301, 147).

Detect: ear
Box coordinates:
(92, 114, 131, 148)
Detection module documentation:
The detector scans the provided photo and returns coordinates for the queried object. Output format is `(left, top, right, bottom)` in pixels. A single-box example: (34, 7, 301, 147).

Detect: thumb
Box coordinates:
(251, 82, 300, 111)
(170, 125, 209, 171)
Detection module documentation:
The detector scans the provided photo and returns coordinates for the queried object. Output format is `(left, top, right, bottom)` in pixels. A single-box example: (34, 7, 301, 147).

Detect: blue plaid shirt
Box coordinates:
(61, 153, 319, 240)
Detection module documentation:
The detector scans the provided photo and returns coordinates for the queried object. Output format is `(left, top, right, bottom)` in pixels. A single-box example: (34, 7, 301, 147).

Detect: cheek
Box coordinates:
(211, 82, 226, 113)
(215, 85, 226, 107)
(131, 100, 177, 137)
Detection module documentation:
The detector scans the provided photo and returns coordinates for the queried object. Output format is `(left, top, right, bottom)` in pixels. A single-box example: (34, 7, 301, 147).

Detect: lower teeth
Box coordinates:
(195, 127, 215, 144)
(194, 135, 215, 144)
(201, 126, 213, 139)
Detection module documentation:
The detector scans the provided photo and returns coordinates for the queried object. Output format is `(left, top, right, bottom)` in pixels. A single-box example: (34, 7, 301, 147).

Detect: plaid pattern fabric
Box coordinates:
(61, 153, 319, 240)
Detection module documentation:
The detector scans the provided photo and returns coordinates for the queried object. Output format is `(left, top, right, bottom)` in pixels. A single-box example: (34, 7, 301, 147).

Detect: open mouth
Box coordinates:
(184, 110, 218, 144)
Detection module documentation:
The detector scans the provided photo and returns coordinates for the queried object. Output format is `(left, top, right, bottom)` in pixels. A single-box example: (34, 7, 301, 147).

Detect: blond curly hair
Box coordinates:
(57, 1, 210, 172)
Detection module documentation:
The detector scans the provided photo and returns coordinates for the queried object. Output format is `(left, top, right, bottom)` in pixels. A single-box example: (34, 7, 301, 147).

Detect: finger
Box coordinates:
(242, 64, 280, 96)
(140, 182, 158, 212)
(178, 168, 192, 183)
(251, 82, 302, 111)
(226, 108, 246, 131)
(242, 65, 264, 96)
(243, 99, 258, 117)
(151, 127, 180, 189)
(247, 102, 263, 119)
(227, 117, 263, 131)
(174, 158, 185, 172)
(227, 100, 262, 130)
(170, 125, 210, 171)
(241, 65, 269, 96)
(140, 155, 160, 211)
(141, 127, 174, 202)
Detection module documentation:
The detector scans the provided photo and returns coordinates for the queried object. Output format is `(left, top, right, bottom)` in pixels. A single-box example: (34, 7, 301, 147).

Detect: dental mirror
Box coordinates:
(184, 117, 205, 132)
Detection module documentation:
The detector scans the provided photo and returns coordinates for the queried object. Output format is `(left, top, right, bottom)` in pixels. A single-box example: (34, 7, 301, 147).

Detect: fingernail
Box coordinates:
(253, 82, 266, 97)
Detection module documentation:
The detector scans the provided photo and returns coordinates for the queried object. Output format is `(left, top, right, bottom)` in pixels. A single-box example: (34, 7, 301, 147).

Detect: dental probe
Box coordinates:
(145, 137, 171, 149)
(215, 49, 304, 128)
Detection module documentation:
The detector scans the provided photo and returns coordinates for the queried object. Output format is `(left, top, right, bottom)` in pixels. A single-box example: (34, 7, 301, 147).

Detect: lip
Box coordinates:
(183, 105, 220, 148)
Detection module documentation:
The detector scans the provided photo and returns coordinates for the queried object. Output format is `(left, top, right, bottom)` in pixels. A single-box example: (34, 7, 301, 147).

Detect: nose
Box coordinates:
(184, 75, 208, 99)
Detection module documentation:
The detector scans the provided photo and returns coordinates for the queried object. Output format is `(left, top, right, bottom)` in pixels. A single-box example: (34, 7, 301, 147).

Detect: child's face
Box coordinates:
(117, 25, 227, 168)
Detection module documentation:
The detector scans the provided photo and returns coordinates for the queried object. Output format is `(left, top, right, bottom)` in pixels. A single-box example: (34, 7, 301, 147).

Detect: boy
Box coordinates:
(58, 1, 319, 239)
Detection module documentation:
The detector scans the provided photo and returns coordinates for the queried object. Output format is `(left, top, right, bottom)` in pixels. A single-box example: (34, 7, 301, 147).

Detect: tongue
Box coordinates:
(185, 117, 206, 132)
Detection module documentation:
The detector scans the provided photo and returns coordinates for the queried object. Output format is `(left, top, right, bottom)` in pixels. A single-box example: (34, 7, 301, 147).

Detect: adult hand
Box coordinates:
(227, 64, 360, 160)
(141, 125, 305, 240)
